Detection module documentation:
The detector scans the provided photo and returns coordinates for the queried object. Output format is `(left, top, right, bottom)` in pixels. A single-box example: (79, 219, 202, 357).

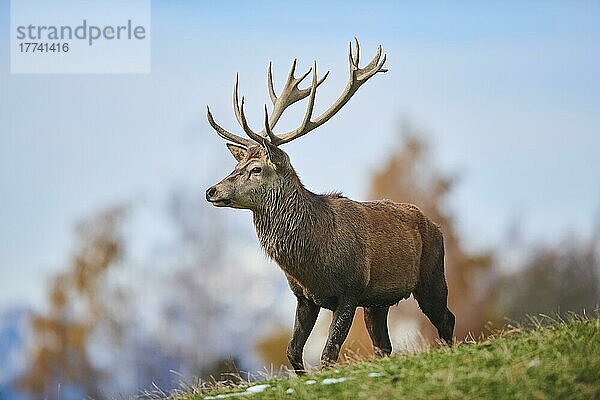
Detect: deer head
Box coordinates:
(205, 39, 387, 210)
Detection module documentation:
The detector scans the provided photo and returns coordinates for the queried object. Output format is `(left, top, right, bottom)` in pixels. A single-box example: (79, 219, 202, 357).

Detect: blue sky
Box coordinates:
(1, 1, 599, 310)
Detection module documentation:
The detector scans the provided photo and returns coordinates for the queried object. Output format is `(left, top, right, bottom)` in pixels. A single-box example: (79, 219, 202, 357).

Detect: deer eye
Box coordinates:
(250, 167, 262, 174)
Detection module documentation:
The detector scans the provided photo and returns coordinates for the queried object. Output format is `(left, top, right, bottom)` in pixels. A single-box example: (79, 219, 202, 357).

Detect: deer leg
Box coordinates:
(287, 296, 320, 374)
(413, 251, 455, 345)
(364, 306, 392, 357)
(321, 300, 357, 368)
(414, 290, 455, 345)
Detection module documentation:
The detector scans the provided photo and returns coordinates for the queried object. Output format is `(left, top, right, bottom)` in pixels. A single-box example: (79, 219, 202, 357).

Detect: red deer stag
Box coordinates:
(205, 39, 455, 373)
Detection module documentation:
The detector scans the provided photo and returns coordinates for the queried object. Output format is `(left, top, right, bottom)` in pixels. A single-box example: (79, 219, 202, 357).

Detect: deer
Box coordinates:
(205, 39, 455, 374)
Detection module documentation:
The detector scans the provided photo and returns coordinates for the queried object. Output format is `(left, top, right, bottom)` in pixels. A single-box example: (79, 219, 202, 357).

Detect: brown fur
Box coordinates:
(206, 144, 455, 373)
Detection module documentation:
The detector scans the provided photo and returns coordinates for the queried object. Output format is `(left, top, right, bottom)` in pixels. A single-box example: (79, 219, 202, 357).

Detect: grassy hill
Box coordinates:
(170, 314, 599, 400)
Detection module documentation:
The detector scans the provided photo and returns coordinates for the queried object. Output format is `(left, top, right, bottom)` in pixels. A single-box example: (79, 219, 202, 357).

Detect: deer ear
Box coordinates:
(226, 143, 247, 162)
(262, 140, 289, 167)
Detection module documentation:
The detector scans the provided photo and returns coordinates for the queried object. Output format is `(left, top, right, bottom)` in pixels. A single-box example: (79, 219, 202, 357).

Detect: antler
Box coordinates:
(206, 38, 387, 147)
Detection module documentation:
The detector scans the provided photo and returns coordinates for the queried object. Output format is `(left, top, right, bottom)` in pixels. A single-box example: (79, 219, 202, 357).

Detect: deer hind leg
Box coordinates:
(413, 250, 455, 345)
(363, 306, 392, 357)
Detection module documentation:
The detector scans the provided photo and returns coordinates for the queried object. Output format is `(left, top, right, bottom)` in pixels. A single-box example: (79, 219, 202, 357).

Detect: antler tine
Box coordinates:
(263, 104, 279, 144)
(296, 66, 312, 83)
(364, 44, 382, 71)
(352, 37, 360, 67)
(317, 70, 330, 86)
(288, 58, 298, 82)
(206, 105, 254, 147)
(267, 62, 277, 104)
(374, 53, 388, 74)
(348, 41, 356, 69)
(302, 63, 319, 127)
(239, 97, 267, 143)
(233, 73, 244, 126)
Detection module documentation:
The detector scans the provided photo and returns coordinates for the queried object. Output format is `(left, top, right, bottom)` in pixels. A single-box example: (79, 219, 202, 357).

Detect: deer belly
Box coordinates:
(360, 264, 419, 307)
(359, 289, 412, 307)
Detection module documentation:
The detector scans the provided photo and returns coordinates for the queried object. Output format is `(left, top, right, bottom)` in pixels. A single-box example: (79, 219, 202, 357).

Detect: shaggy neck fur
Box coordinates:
(252, 167, 335, 271)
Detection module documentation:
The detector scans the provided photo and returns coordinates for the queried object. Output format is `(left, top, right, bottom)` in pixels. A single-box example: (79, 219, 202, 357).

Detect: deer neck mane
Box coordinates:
(252, 168, 334, 268)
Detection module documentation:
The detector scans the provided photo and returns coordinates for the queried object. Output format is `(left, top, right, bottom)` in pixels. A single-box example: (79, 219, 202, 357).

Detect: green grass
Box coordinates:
(172, 315, 600, 400)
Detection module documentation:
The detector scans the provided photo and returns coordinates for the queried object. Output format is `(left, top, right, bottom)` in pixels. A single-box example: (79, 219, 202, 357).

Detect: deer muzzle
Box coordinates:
(205, 186, 232, 207)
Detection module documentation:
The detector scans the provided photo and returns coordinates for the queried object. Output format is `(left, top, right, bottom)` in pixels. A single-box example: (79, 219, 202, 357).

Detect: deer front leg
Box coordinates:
(287, 295, 320, 374)
(321, 299, 357, 368)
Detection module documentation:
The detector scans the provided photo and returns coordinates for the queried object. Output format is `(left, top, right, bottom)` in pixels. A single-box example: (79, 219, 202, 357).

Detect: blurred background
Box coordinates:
(1, 1, 599, 399)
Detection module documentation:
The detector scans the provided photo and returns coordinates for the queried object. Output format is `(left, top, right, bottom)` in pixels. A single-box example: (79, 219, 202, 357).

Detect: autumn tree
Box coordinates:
(18, 207, 126, 400)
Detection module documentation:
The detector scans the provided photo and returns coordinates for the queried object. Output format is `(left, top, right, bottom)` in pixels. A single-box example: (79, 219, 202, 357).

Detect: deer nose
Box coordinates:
(206, 186, 217, 200)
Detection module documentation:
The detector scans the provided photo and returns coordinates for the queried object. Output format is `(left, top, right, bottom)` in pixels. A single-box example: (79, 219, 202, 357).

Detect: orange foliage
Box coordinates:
(254, 329, 291, 369)
(18, 207, 126, 400)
